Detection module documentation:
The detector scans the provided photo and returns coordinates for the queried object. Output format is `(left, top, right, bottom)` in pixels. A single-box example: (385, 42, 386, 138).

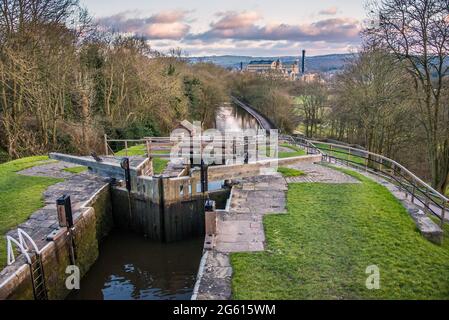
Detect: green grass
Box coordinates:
(63, 166, 87, 174)
(115, 144, 168, 157)
(278, 167, 305, 177)
(258, 143, 307, 159)
(315, 143, 366, 165)
(231, 169, 449, 300)
(0, 157, 63, 270)
(279, 143, 307, 159)
(152, 158, 169, 175)
(115, 144, 168, 175)
(115, 144, 146, 156)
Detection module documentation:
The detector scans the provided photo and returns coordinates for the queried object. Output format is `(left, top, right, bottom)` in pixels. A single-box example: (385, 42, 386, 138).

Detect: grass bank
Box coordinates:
(278, 167, 305, 177)
(231, 169, 449, 299)
(0, 157, 63, 270)
(279, 144, 307, 159)
(314, 143, 365, 165)
(115, 144, 169, 175)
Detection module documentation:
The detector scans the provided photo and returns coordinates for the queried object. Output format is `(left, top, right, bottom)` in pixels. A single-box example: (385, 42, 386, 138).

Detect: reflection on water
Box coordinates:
(215, 104, 260, 132)
(68, 231, 203, 300)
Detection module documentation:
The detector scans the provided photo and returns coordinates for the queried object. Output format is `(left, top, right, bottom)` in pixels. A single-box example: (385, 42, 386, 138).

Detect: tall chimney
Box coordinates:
(301, 50, 306, 74)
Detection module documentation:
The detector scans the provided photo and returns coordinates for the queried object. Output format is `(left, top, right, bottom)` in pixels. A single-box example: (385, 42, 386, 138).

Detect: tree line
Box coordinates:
(0, 0, 229, 160)
(1, 0, 447, 193)
(288, 0, 448, 193)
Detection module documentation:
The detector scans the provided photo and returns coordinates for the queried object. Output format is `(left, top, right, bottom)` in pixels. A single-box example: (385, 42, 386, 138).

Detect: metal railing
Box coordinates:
(104, 135, 173, 158)
(287, 136, 449, 226)
(104, 134, 272, 163)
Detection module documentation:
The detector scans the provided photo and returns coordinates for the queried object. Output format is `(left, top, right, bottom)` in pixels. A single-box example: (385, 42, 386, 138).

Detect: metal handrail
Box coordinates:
(104, 134, 270, 157)
(309, 140, 448, 201)
(288, 136, 448, 224)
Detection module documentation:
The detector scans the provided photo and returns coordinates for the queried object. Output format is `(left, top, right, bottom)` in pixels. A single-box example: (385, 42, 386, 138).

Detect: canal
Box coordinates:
(69, 103, 258, 300)
(215, 103, 261, 132)
(68, 231, 203, 300)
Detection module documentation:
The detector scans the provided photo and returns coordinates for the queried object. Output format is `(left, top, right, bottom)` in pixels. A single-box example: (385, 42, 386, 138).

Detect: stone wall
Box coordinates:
(0, 185, 113, 300)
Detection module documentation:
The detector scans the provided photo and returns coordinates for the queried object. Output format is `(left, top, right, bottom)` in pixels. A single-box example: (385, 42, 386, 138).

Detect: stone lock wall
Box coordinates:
(0, 185, 113, 300)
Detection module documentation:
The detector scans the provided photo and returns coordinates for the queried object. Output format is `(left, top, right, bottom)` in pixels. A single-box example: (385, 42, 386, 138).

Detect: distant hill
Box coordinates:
(187, 53, 355, 74)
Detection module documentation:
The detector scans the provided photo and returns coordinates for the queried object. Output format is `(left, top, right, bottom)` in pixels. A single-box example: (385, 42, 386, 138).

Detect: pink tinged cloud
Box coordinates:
(211, 11, 261, 29)
(144, 23, 190, 39)
(148, 10, 189, 23)
(96, 10, 191, 40)
(191, 11, 361, 43)
(319, 7, 338, 15)
(97, 10, 361, 45)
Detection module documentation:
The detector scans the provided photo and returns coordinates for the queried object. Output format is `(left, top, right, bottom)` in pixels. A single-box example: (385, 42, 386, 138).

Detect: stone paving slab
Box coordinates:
(162, 158, 186, 177)
(195, 173, 288, 300)
(215, 174, 288, 254)
(195, 163, 363, 300)
(284, 163, 360, 184)
(1, 161, 111, 284)
(18, 161, 80, 179)
(5, 171, 110, 251)
(194, 252, 233, 300)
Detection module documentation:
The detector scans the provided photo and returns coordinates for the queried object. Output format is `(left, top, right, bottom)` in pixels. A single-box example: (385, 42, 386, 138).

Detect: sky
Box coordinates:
(80, 0, 368, 57)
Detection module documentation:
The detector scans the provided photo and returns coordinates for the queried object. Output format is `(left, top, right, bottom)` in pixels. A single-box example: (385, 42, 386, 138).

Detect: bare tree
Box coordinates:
(294, 76, 328, 138)
(364, 0, 449, 191)
(332, 48, 413, 157)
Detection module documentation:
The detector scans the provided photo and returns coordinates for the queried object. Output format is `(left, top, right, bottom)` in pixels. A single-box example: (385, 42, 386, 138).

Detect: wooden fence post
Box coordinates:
(440, 200, 447, 227)
(424, 190, 430, 215)
(146, 139, 151, 159)
(104, 134, 109, 156)
(125, 141, 128, 157)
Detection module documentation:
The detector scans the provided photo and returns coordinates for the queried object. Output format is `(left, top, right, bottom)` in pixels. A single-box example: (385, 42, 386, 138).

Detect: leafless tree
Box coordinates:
(364, 0, 449, 191)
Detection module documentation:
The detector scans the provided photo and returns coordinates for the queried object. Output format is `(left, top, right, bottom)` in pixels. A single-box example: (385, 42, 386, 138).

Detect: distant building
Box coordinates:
(282, 62, 300, 80)
(246, 59, 299, 80)
(246, 59, 282, 73)
(298, 73, 325, 83)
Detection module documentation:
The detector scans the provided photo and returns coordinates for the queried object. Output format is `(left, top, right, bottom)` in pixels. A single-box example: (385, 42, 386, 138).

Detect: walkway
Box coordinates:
(193, 162, 358, 300)
(231, 96, 276, 131)
(284, 163, 359, 184)
(0, 160, 112, 284)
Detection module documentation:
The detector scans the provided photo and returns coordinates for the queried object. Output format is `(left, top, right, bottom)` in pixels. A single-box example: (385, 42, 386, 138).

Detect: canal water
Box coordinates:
(215, 103, 260, 132)
(69, 103, 258, 300)
(68, 231, 203, 300)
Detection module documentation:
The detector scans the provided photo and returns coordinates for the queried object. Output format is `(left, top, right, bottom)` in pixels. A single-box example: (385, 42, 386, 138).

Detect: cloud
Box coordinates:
(147, 11, 189, 24)
(319, 7, 338, 16)
(190, 12, 361, 43)
(96, 10, 191, 40)
(95, 10, 361, 55)
(150, 38, 356, 57)
(211, 11, 261, 29)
